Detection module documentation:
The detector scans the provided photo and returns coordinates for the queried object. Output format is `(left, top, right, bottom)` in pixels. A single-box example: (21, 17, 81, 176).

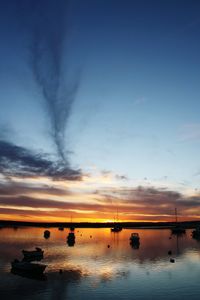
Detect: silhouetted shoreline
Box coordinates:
(0, 220, 200, 229)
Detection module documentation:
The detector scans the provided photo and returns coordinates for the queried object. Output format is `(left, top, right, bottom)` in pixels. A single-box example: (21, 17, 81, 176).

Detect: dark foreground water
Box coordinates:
(0, 227, 200, 300)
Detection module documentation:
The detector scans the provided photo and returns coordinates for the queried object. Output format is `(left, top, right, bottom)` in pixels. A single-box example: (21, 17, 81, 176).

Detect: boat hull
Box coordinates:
(192, 231, 200, 239)
(22, 250, 44, 259)
(111, 226, 122, 232)
(11, 261, 46, 274)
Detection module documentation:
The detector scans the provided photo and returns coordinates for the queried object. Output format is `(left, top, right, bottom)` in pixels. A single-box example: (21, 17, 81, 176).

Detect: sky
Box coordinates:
(0, 0, 200, 222)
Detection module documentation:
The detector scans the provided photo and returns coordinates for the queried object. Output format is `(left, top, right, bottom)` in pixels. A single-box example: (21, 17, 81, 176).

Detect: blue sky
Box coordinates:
(0, 0, 200, 221)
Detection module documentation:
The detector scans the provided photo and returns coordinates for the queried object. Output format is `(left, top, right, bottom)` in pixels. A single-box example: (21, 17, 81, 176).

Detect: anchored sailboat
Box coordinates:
(171, 208, 186, 235)
(111, 208, 122, 232)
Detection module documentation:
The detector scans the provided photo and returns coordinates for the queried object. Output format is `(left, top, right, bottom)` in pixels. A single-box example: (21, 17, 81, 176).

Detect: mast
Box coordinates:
(175, 207, 178, 223)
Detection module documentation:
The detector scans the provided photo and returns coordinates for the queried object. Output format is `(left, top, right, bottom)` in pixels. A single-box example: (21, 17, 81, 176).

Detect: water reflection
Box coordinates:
(66, 232, 76, 247)
(44, 230, 50, 239)
(130, 241, 140, 249)
(67, 240, 75, 247)
(0, 228, 197, 266)
(1, 227, 200, 299)
(11, 268, 47, 281)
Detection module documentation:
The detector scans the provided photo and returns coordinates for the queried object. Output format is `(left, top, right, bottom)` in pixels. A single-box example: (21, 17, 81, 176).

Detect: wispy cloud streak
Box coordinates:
(180, 123, 200, 141)
(19, 0, 79, 162)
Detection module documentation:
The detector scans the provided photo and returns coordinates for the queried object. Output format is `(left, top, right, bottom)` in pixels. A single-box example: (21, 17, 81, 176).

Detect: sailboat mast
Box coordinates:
(175, 207, 178, 223)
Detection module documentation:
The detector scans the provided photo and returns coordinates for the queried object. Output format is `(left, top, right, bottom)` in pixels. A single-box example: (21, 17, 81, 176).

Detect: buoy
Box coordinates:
(170, 258, 175, 263)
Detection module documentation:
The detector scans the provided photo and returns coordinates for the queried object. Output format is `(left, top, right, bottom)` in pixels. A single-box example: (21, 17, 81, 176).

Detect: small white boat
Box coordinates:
(111, 225, 122, 232)
(22, 247, 44, 259)
(130, 233, 140, 243)
(11, 259, 46, 274)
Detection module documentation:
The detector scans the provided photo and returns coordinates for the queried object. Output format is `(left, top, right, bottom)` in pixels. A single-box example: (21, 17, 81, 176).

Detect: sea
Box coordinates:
(0, 226, 200, 300)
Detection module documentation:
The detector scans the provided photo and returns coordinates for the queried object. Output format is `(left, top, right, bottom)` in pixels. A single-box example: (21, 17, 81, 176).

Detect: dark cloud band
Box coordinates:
(0, 139, 81, 180)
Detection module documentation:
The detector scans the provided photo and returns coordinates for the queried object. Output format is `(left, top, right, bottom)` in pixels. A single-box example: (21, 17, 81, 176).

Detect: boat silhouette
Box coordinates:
(171, 208, 186, 235)
(11, 259, 46, 275)
(22, 247, 44, 261)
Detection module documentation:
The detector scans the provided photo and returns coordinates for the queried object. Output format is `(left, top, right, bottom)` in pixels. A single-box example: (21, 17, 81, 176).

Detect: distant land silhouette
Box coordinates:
(0, 220, 200, 229)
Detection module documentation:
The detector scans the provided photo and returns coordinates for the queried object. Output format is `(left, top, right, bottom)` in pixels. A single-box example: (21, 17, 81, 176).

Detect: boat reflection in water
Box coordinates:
(130, 233, 140, 249)
(11, 259, 46, 274)
(11, 267, 47, 281)
(67, 240, 75, 247)
(130, 241, 140, 249)
(67, 237, 76, 247)
(67, 232, 75, 247)
(44, 230, 50, 239)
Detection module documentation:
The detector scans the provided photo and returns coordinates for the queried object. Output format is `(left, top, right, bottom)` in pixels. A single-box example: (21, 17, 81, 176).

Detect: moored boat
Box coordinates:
(192, 227, 200, 239)
(67, 232, 75, 246)
(11, 259, 46, 274)
(22, 247, 44, 259)
(44, 230, 50, 239)
(67, 232, 75, 241)
(111, 225, 122, 232)
(130, 233, 140, 243)
(171, 208, 186, 235)
(171, 226, 186, 235)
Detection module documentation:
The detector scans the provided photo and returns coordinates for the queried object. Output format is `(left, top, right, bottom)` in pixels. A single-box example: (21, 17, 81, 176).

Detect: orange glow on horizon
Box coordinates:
(1, 213, 200, 223)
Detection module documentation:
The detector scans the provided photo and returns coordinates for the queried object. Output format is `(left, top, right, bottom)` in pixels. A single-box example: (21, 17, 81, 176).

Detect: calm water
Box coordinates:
(0, 227, 200, 300)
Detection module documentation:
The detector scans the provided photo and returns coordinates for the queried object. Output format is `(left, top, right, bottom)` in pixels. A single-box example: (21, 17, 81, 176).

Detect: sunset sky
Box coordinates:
(0, 0, 200, 222)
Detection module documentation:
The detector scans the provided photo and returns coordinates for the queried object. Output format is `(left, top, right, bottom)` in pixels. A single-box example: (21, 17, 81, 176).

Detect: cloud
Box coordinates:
(1, 143, 200, 222)
(1, 183, 200, 221)
(0, 139, 81, 181)
(0, 181, 71, 196)
(115, 174, 128, 181)
(0, 195, 105, 212)
(180, 123, 200, 141)
(95, 186, 200, 219)
(101, 170, 128, 181)
(133, 97, 147, 105)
